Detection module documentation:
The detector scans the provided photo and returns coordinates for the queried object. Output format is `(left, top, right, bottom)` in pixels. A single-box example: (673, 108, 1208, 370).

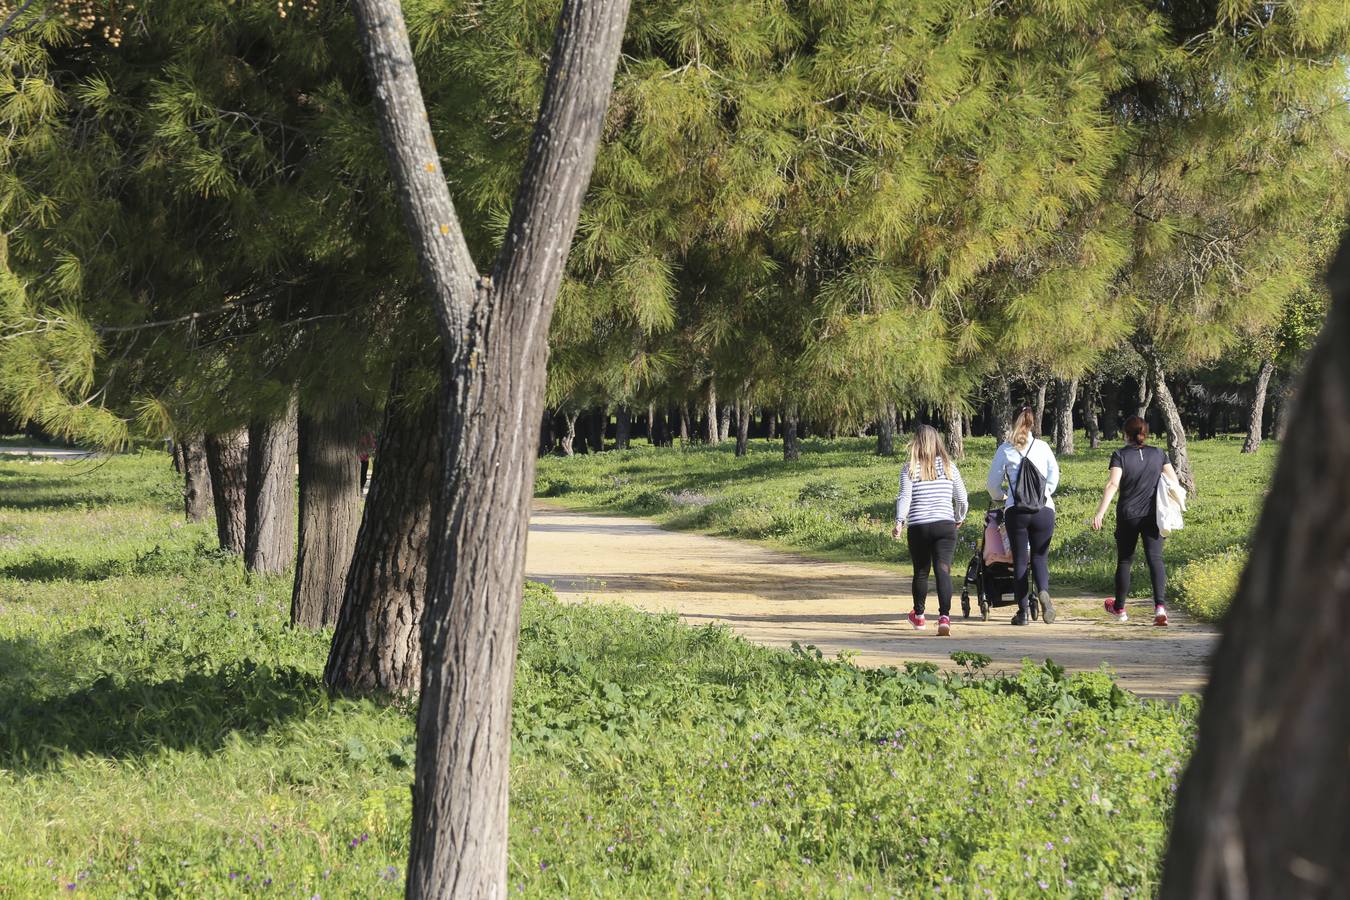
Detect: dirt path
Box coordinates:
(526, 503, 1218, 700)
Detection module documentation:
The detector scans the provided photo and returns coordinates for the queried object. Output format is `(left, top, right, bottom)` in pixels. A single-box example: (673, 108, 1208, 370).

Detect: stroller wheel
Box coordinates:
(961, 590, 971, 620)
(979, 600, 990, 622)
(1030, 595, 1040, 621)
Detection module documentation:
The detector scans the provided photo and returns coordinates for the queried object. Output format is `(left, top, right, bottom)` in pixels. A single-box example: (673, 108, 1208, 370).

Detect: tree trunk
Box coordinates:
(705, 379, 719, 444)
(994, 376, 1014, 444)
(1034, 381, 1048, 434)
(1241, 358, 1275, 454)
(766, 411, 777, 440)
(646, 404, 655, 446)
(1160, 240, 1350, 900)
(782, 401, 800, 461)
(179, 433, 213, 523)
(538, 409, 554, 457)
(204, 430, 248, 554)
(1100, 380, 1121, 441)
(245, 398, 299, 575)
(1144, 350, 1196, 495)
(325, 385, 441, 699)
(291, 404, 364, 629)
(1054, 378, 1078, 456)
(734, 402, 751, 457)
(944, 403, 965, 461)
(559, 411, 578, 456)
(614, 406, 631, 450)
(586, 408, 604, 452)
(875, 402, 897, 456)
(1083, 379, 1102, 449)
(350, 0, 630, 895)
(1135, 375, 1153, 418)
(718, 402, 731, 443)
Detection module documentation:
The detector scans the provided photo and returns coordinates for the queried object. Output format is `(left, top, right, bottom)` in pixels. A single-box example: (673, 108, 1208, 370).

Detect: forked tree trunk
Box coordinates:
(204, 429, 248, 554)
(782, 401, 800, 461)
(614, 406, 631, 450)
(1054, 378, 1078, 456)
(179, 433, 213, 523)
(734, 401, 751, 457)
(350, 0, 630, 895)
(291, 404, 364, 629)
(1160, 239, 1350, 900)
(876, 402, 897, 456)
(1144, 349, 1196, 495)
(245, 399, 299, 575)
(944, 403, 965, 461)
(559, 411, 578, 456)
(325, 384, 441, 698)
(1241, 357, 1275, 454)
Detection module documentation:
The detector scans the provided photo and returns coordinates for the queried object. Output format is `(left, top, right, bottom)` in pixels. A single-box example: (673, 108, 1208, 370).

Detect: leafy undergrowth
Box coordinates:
(536, 435, 1269, 602)
(0, 454, 1195, 896)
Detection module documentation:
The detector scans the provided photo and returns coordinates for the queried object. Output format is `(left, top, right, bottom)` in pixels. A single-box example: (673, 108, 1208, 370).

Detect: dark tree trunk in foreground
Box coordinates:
(944, 403, 965, 460)
(1241, 357, 1275, 454)
(351, 0, 630, 895)
(291, 404, 364, 629)
(326, 385, 441, 698)
(1144, 349, 1196, 495)
(245, 399, 298, 575)
(782, 401, 800, 461)
(1160, 238, 1350, 900)
(204, 429, 248, 554)
(179, 433, 213, 523)
(1054, 377, 1078, 456)
(614, 406, 631, 450)
(876, 402, 896, 456)
(734, 402, 750, 457)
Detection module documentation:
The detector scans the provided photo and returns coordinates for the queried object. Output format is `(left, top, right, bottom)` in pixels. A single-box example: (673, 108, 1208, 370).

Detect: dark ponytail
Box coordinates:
(1124, 415, 1149, 447)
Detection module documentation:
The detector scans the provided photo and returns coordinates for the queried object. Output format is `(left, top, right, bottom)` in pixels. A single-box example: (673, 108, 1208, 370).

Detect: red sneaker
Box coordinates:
(907, 611, 926, 630)
(1104, 599, 1127, 622)
(1154, 605, 1168, 627)
(937, 615, 951, 637)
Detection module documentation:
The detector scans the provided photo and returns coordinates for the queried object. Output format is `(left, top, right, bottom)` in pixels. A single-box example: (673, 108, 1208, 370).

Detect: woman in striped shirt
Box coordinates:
(891, 424, 969, 635)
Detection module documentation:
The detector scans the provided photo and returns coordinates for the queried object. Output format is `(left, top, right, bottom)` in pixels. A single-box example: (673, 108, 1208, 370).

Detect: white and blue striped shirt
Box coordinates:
(895, 457, 969, 527)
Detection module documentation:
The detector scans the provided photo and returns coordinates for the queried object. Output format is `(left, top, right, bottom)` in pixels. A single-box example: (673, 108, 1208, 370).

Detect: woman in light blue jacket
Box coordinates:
(986, 407, 1060, 625)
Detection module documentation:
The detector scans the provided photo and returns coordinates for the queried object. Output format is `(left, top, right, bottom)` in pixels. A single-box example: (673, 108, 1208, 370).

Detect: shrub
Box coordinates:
(1173, 548, 1246, 621)
(797, 478, 845, 503)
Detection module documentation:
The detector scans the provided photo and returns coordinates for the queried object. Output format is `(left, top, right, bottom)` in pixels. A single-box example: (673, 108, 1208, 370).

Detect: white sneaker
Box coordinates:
(1103, 599, 1127, 623)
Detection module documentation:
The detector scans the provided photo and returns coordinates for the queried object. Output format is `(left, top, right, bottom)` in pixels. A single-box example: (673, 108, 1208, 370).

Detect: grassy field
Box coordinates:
(536, 435, 1270, 614)
(0, 452, 1197, 896)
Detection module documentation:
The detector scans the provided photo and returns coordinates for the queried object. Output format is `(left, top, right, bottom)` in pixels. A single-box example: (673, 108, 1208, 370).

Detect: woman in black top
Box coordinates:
(1090, 416, 1178, 626)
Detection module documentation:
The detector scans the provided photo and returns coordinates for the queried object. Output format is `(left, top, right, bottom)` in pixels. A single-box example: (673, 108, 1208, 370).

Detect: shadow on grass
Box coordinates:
(0, 637, 323, 771)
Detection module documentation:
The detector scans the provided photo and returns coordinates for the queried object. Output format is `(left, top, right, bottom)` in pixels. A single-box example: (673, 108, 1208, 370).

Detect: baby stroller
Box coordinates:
(960, 504, 1040, 621)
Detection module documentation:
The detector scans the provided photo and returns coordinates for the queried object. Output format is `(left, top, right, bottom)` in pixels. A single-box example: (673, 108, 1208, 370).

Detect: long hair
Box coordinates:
(1009, 406, 1038, 450)
(907, 423, 953, 481)
(1124, 415, 1149, 447)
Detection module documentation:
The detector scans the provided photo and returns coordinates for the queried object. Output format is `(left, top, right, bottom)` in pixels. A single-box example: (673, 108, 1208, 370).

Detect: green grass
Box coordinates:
(1, 452, 1198, 896)
(536, 435, 1271, 606)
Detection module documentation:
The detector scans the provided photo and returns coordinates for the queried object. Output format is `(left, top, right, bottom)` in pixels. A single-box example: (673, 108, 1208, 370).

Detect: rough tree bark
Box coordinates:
(178, 433, 213, 523)
(875, 402, 897, 456)
(705, 379, 719, 444)
(244, 399, 299, 575)
(994, 376, 1013, 444)
(1241, 357, 1275, 454)
(350, 0, 630, 895)
(782, 401, 800, 461)
(1135, 374, 1153, 418)
(291, 404, 364, 629)
(1143, 349, 1196, 495)
(766, 410, 777, 440)
(325, 383, 442, 699)
(204, 430, 248, 554)
(944, 403, 965, 461)
(1034, 381, 1048, 433)
(1054, 377, 1078, 456)
(718, 402, 731, 443)
(1160, 238, 1350, 900)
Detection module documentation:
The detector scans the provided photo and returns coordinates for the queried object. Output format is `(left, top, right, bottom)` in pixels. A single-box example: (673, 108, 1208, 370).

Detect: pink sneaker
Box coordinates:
(1154, 605, 1168, 627)
(907, 611, 926, 630)
(1104, 599, 1127, 622)
(937, 615, 951, 637)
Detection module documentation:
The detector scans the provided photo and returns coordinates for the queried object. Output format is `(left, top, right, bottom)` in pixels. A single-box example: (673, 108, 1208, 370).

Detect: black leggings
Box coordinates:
(907, 520, 958, 617)
(1114, 514, 1166, 610)
(1005, 506, 1055, 612)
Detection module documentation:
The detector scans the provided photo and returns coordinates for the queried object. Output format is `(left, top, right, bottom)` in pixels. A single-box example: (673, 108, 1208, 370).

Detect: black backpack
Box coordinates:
(1009, 440, 1047, 514)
